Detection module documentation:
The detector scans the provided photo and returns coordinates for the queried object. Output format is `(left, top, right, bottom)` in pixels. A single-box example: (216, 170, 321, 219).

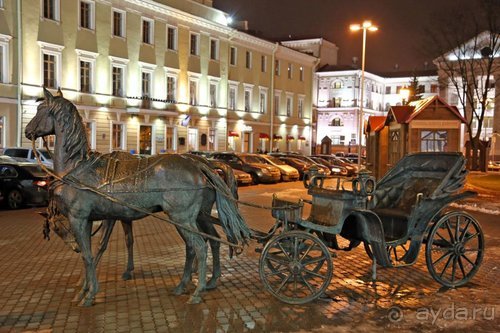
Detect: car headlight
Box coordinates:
(261, 168, 270, 175)
(331, 167, 341, 173)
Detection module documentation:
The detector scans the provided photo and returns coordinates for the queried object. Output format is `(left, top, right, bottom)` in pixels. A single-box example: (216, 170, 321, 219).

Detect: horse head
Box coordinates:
(39, 210, 81, 253)
(25, 87, 62, 140)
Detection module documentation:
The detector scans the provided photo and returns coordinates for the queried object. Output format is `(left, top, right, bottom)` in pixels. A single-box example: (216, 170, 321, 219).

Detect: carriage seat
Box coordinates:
(371, 177, 442, 241)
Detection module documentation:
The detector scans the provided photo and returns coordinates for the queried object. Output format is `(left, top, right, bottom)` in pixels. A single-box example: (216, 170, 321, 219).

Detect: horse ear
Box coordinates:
(56, 87, 63, 98)
(43, 87, 54, 102)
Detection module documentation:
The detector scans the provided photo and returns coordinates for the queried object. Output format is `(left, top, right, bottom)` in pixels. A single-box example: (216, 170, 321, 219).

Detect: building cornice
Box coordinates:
(276, 45, 318, 65)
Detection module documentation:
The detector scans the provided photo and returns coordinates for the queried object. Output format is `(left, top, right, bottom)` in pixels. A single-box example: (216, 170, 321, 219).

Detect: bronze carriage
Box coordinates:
(257, 152, 484, 304)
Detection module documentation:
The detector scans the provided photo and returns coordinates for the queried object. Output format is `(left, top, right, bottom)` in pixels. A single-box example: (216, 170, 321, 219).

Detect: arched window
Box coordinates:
(331, 80, 343, 89)
(330, 117, 343, 126)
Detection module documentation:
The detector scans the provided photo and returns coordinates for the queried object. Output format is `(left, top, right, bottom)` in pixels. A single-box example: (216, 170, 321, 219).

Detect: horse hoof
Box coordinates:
(187, 295, 202, 304)
(72, 291, 86, 303)
(122, 272, 133, 281)
(205, 280, 218, 290)
(173, 285, 187, 296)
(79, 297, 95, 307)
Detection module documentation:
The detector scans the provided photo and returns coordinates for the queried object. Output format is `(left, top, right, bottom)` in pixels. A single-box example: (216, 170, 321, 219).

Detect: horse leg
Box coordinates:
(70, 217, 98, 307)
(173, 227, 196, 296)
(197, 218, 221, 290)
(120, 220, 134, 280)
(188, 231, 208, 304)
(94, 220, 116, 267)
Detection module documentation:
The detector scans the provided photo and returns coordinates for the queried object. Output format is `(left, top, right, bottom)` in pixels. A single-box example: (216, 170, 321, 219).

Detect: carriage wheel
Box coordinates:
(259, 230, 333, 304)
(426, 211, 484, 288)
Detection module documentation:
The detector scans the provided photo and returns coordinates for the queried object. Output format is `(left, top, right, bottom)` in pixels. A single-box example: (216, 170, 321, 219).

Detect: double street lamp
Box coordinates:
(350, 21, 378, 168)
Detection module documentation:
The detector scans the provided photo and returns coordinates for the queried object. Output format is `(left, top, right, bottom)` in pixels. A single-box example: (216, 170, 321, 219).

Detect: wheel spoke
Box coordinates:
(293, 237, 299, 261)
(300, 272, 316, 293)
(302, 255, 327, 266)
(455, 215, 460, 242)
(439, 255, 453, 278)
(303, 268, 327, 279)
(461, 254, 476, 266)
(433, 251, 453, 266)
(457, 256, 467, 278)
(264, 268, 289, 278)
(299, 242, 315, 261)
(277, 242, 292, 261)
(451, 256, 457, 282)
(435, 231, 452, 246)
(445, 221, 455, 243)
(464, 248, 482, 253)
(459, 219, 471, 242)
(431, 246, 455, 252)
(462, 232, 479, 244)
(275, 273, 292, 293)
(266, 255, 289, 267)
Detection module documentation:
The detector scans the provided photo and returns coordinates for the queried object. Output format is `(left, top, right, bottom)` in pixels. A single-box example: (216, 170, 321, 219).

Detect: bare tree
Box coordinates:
(425, 0, 499, 170)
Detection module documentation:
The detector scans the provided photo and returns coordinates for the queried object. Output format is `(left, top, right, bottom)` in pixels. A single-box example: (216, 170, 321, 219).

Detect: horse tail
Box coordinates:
(210, 160, 239, 200)
(198, 163, 251, 246)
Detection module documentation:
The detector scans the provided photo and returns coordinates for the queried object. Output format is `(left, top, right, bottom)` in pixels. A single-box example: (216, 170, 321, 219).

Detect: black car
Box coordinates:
(310, 156, 348, 176)
(211, 152, 281, 184)
(312, 154, 359, 176)
(0, 156, 50, 209)
(269, 153, 331, 176)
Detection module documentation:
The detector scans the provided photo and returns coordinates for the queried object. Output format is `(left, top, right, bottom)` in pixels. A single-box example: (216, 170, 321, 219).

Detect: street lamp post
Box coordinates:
(350, 21, 378, 168)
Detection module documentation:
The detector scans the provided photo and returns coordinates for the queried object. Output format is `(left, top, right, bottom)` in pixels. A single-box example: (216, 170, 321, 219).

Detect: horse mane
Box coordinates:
(50, 97, 91, 166)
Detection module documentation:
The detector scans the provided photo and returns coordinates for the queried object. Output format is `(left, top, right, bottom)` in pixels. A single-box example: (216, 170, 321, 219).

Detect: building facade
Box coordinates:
(0, 0, 316, 155)
(314, 67, 439, 154)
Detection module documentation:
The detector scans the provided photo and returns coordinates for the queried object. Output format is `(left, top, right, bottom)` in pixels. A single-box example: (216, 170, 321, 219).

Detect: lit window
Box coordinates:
(228, 85, 237, 110)
(42, 0, 60, 21)
(259, 89, 267, 114)
(43, 53, 56, 88)
(333, 81, 343, 89)
(0, 37, 9, 84)
(330, 117, 343, 126)
(209, 82, 218, 107)
(111, 123, 125, 150)
(421, 130, 448, 152)
(244, 89, 251, 111)
(245, 51, 252, 69)
(229, 46, 237, 66)
(189, 78, 198, 105)
(286, 95, 293, 116)
(298, 97, 304, 118)
(299, 66, 304, 81)
(274, 93, 280, 115)
(287, 63, 292, 79)
(79, 1, 94, 30)
(190, 33, 200, 56)
(166, 75, 177, 102)
(210, 38, 219, 60)
(141, 71, 151, 97)
(430, 84, 438, 93)
(111, 66, 124, 96)
(79, 60, 92, 93)
(167, 26, 177, 51)
(112, 9, 125, 38)
(142, 18, 154, 44)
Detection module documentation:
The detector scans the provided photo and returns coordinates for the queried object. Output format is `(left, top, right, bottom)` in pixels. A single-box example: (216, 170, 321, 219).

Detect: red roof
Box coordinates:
(366, 116, 387, 133)
(389, 106, 415, 124)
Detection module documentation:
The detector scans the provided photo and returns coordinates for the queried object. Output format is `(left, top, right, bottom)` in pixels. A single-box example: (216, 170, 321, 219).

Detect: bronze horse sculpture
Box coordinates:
(42, 155, 240, 284)
(26, 88, 250, 306)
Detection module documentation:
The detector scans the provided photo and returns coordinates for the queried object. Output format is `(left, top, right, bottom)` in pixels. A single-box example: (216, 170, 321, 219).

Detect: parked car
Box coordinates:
(0, 156, 50, 209)
(275, 156, 323, 180)
(488, 160, 500, 171)
(344, 153, 366, 165)
(312, 154, 360, 176)
(269, 153, 331, 176)
(309, 156, 348, 176)
(259, 154, 300, 181)
(2, 147, 54, 169)
(233, 168, 253, 185)
(210, 152, 281, 184)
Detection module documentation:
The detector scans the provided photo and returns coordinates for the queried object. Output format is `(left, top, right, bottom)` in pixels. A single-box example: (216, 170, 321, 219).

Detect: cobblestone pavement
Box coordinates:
(0, 181, 498, 332)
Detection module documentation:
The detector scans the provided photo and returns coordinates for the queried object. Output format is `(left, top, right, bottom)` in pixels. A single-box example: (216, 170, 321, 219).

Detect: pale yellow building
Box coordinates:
(0, 0, 316, 155)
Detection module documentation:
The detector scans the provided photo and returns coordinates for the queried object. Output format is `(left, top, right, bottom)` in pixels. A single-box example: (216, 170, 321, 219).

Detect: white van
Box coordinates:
(2, 147, 54, 169)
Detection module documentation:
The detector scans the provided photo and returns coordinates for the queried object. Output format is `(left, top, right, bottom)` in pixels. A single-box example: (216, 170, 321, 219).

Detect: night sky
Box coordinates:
(213, 0, 484, 73)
